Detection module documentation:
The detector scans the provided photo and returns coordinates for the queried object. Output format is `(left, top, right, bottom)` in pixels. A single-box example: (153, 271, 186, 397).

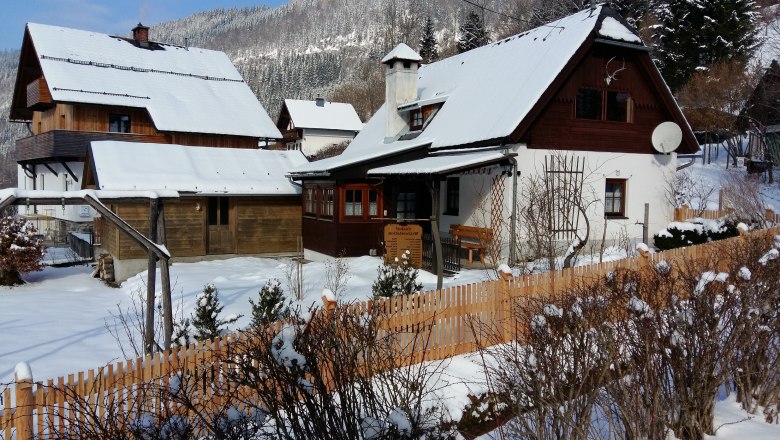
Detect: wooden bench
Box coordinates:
(448, 224, 493, 264)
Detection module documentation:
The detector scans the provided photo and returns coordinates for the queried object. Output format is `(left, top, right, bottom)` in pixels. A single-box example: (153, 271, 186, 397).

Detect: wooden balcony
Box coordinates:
(15, 130, 169, 162)
(26, 77, 53, 109)
(281, 128, 301, 143)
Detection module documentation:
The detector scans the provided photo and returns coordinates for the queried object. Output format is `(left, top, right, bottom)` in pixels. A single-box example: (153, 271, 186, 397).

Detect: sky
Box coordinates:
(0, 0, 288, 51)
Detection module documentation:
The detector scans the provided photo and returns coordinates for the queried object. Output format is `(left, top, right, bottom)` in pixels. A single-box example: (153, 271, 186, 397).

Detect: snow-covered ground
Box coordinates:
(0, 255, 489, 384)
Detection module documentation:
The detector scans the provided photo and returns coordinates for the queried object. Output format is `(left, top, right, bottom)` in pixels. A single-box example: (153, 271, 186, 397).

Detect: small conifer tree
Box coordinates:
(419, 16, 439, 64)
(191, 284, 241, 341)
(372, 250, 423, 298)
(0, 216, 44, 285)
(249, 280, 291, 327)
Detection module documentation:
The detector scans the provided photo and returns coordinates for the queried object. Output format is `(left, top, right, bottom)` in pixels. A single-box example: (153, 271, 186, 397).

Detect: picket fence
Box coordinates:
(673, 205, 780, 223)
(2, 222, 779, 439)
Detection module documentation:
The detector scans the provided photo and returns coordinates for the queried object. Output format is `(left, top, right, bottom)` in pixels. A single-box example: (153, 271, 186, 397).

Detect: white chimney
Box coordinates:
(381, 43, 422, 140)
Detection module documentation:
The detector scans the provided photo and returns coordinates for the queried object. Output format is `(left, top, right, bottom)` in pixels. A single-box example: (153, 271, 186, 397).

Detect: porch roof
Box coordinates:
(367, 151, 509, 176)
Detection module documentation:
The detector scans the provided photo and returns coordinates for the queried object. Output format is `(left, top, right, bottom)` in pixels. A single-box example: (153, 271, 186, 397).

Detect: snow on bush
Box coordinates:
(372, 250, 423, 298)
(738, 266, 751, 280)
(271, 324, 305, 370)
(653, 217, 739, 251)
(655, 259, 671, 275)
(0, 216, 44, 285)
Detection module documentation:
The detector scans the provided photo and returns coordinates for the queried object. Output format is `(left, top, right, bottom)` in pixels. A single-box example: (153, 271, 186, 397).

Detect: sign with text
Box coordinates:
(384, 224, 423, 266)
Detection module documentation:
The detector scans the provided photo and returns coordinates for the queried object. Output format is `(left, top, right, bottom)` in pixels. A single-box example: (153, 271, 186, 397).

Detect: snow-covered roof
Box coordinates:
(89, 141, 307, 195)
(25, 23, 281, 139)
(381, 43, 422, 64)
(291, 6, 642, 176)
(284, 99, 363, 131)
(367, 151, 509, 175)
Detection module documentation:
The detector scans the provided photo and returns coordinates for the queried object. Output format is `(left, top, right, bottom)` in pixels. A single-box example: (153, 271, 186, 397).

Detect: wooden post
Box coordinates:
(145, 199, 160, 354)
(157, 203, 173, 350)
(498, 271, 514, 343)
(643, 203, 649, 245)
(429, 180, 444, 290)
(14, 363, 34, 440)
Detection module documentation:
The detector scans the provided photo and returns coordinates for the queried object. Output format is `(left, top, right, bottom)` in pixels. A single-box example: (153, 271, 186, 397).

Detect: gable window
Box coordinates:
(445, 177, 459, 215)
(604, 179, 626, 217)
(109, 114, 131, 133)
(397, 192, 416, 220)
(576, 89, 633, 122)
(208, 197, 229, 225)
(342, 184, 380, 220)
(575, 89, 602, 120)
(410, 109, 424, 131)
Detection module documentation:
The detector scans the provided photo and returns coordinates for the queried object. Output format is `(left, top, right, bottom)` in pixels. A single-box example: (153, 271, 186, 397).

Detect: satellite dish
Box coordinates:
(651, 121, 682, 154)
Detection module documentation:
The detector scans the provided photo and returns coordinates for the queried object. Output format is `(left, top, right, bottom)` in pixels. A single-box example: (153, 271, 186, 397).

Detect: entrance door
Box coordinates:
(207, 197, 233, 254)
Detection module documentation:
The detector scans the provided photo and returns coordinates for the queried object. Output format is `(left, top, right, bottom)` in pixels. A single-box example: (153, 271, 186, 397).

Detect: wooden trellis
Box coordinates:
(544, 155, 585, 241)
(490, 175, 505, 259)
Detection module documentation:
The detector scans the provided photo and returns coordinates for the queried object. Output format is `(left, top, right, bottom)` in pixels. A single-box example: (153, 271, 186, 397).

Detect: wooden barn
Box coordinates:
(9, 22, 281, 236)
(289, 5, 698, 269)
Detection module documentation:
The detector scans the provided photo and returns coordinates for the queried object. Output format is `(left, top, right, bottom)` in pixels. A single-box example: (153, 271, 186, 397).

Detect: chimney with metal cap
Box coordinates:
(381, 43, 422, 140)
(132, 23, 150, 48)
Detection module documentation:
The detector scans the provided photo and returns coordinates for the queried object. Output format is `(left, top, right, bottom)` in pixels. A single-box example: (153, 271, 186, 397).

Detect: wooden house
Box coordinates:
(9, 22, 281, 233)
(276, 98, 363, 156)
(742, 60, 780, 169)
(288, 6, 698, 265)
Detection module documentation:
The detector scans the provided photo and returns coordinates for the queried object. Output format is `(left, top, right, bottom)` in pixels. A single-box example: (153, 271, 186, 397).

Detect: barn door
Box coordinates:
(207, 197, 234, 254)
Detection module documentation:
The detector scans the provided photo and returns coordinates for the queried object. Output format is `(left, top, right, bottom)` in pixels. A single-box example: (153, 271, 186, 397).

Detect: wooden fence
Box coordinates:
(3, 226, 780, 439)
(673, 205, 780, 223)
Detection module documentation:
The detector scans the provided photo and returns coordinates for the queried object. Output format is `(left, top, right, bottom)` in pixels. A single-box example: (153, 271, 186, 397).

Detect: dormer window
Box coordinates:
(109, 114, 131, 133)
(410, 109, 424, 131)
(575, 88, 633, 123)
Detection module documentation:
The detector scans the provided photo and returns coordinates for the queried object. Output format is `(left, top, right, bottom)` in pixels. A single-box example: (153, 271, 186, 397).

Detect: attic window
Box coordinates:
(410, 109, 424, 131)
(575, 88, 633, 123)
(109, 114, 131, 133)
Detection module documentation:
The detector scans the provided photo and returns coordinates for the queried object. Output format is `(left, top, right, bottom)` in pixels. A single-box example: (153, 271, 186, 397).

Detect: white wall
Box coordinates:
(438, 144, 677, 259)
(16, 162, 96, 223)
(298, 128, 357, 156)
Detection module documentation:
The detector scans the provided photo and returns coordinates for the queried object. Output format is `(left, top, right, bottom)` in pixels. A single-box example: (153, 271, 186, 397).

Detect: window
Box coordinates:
(345, 188, 363, 217)
(606, 91, 631, 122)
(341, 185, 381, 220)
(109, 114, 131, 133)
(575, 89, 602, 120)
(575, 89, 633, 122)
(445, 177, 459, 215)
(604, 179, 626, 217)
(410, 109, 424, 131)
(303, 184, 334, 219)
(208, 197, 229, 225)
(396, 192, 416, 220)
(304, 186, 316, 215)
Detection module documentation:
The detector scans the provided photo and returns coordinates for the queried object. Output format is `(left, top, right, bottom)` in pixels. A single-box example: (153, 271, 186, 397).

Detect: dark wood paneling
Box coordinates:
(15, 130, 169, 162)
(26, 77, 52, 109)
(171, 133, 258, 148)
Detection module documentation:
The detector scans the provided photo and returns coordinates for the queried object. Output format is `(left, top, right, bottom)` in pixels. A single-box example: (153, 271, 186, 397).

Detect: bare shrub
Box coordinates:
(665, 169, 717, 216)
(323, 250, 351, 298)
(720, 172, 768, 227)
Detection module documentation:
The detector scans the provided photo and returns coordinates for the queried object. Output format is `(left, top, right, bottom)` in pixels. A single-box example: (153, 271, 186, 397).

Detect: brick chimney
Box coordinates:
(132, 23, 150, 48)
(381, 43, 422, 140)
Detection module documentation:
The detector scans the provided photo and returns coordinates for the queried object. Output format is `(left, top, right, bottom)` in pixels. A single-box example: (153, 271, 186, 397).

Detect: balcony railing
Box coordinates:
(15, 130, 169, 162)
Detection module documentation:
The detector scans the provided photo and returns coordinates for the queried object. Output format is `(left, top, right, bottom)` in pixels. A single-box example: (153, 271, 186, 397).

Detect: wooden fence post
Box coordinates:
(14, 362, 34, 440)
(498, 270, 514, 343)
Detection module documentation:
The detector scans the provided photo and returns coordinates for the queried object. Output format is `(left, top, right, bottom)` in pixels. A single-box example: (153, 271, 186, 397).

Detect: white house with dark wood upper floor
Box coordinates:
(9, 22, 281, 239)
(276, 98, 363, 156)
(288, 5, 699, 270)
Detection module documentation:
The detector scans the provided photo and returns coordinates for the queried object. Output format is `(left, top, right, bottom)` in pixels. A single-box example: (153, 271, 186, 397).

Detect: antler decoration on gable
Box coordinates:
(605, 57, 626, 86)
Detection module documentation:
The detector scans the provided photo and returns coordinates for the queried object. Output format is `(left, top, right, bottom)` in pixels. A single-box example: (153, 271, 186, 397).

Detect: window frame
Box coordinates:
(396, 191, 416, 220)
(303, 183, 335, 220)
(410, 109, 424, 131)
(208, 196, 230, 226)
(109, 113, 132, 133)
(340, 184, 381, 221)
(604, 179, 627, 218)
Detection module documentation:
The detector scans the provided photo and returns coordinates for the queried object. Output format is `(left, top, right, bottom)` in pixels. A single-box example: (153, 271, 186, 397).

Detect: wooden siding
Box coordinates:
(524, 44, 680, 154)
(32, 104, 155, 135)
(170, 133, 258, 148)
(235, 197, 301, 254)
(104, 197, 300, 261)
(26, 77, 52, 109)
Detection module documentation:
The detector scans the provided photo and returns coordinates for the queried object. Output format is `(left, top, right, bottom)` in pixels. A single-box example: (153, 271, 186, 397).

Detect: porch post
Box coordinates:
(429, 180, 443, 290)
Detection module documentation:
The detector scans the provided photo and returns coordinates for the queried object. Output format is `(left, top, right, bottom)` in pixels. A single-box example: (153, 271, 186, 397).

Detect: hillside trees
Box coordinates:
(655, 0, 759, 92)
